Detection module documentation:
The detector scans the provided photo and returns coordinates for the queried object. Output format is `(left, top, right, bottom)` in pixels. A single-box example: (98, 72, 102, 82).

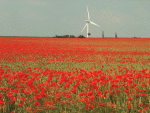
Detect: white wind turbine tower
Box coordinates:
(81, 5, 100, 38)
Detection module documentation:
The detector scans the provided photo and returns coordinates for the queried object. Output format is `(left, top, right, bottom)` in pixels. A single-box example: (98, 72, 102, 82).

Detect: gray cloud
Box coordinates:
(23, 0, 46, 5)
(98, 8, 139, 26)
(136, 8, 149, 17)
(19, 8, 50, 20)
(0, 0, 6, 3)
(0, 10, 10, 21)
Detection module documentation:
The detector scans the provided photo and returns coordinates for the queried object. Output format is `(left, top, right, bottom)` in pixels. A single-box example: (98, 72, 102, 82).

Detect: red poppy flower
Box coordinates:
(0, 94, 3, 98)
(141, 93, 146, 97)
(34, 101, 41, 107)
(90, 105, 94, 109)
(79, 92, 86, 96)
(86, 92, 93, 96)
(125, 89, 129, 94)
(128, 97, 132, 101)
(116, 90, 121, 93)
(99, 103, 105, 107)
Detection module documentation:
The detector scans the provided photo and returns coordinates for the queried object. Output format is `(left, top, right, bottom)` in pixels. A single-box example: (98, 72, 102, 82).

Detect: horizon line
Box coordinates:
(0, 36, 147, 38)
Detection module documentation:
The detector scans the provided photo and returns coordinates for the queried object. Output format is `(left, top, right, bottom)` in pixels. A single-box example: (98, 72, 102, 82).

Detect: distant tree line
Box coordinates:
(53, 35, 85, 38)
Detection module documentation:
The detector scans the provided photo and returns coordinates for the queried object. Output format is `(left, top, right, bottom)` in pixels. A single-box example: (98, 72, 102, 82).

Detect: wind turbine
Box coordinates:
(81, 5, 100, 38)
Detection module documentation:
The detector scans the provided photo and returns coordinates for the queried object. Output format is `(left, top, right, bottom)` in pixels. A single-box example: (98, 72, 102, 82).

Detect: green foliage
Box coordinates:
(77, 35, 85, 38)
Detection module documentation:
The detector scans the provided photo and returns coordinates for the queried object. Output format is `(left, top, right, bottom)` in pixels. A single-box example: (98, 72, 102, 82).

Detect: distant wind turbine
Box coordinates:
(81, 5, 100, 38)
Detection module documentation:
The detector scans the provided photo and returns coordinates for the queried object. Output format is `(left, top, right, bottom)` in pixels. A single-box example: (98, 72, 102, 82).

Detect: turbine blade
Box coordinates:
(90, 21, 100, 27)
(81, 24, 87, 32)
(86, 5, 90, 20)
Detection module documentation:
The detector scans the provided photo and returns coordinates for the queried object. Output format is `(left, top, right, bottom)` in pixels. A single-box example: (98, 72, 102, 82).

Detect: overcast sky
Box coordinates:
(0, 0, 150, 38)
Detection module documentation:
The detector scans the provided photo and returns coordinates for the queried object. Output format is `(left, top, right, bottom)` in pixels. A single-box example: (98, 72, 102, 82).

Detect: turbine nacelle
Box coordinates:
(85, 20, 90, 23)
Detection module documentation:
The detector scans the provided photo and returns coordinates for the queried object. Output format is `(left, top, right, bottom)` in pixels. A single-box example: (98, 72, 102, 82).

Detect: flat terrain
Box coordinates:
(0, 37, 150, 113)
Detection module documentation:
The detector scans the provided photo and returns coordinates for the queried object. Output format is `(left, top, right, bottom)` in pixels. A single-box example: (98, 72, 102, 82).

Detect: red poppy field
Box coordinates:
(0, 37, 150, 113)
